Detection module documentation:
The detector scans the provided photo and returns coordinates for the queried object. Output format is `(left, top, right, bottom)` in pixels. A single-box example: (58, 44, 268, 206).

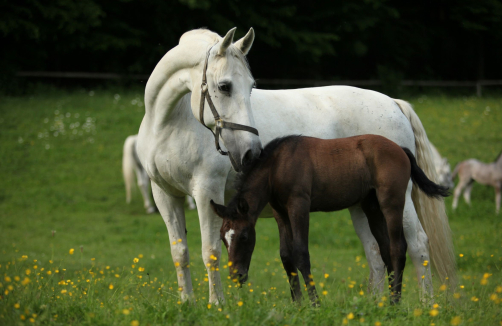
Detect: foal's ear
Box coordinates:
(210, 200, 227, 218)
(237, 197, 249, 214)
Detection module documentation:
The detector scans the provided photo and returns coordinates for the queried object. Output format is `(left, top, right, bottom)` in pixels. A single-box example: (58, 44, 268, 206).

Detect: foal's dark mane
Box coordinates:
(234, 135, 302, 191)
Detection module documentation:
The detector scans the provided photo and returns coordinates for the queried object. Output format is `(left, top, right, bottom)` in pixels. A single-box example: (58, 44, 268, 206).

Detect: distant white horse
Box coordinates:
(136, 27, 455, 304)
(122, 135, 196, 214)
(430, 143, 454, 189)
(452, 151, 502, 214)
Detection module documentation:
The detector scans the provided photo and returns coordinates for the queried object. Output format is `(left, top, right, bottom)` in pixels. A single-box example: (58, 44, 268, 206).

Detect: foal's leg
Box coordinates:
(452, 175, 470, 210)
(495, 183, 501, 215)
(151, 183, 194, 302)
(463, 181, 474, 207)
(288, 199, 319, 306)
(377, 197, 407, 304)
(349, 205, 386, 296)
(273, 210, 302, 303)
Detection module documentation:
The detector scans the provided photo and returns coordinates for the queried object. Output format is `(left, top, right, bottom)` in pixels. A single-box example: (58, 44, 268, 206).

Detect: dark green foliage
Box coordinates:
(1, 0, 502, 90)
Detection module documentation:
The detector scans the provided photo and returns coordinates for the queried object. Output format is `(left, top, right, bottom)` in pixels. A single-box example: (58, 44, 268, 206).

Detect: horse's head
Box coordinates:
(210, 198, 256, 285)
(191, 28, 262, 172)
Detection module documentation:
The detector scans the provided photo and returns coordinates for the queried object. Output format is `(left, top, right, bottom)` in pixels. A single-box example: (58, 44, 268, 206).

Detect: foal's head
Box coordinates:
(210, 198, 256, 284)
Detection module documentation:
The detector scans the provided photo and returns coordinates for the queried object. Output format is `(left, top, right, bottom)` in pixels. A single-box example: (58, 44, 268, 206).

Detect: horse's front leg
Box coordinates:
(288, 200, 319, 306)
(151, 183, 194, 303)
(273, 210, 302, 303)
(193, 188, 225, 304)
(349, 205, 386, 296)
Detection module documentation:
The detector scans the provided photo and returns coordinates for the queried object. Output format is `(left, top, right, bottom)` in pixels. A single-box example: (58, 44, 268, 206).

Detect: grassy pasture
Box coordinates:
(0, 89, 501, 325)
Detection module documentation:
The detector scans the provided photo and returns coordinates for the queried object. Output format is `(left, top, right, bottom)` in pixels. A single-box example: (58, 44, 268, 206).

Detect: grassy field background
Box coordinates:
(0, 88, 501, 325)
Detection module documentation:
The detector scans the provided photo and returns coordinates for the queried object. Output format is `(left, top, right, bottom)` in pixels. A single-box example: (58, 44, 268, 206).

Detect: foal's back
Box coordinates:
(270, 135, 411, 212)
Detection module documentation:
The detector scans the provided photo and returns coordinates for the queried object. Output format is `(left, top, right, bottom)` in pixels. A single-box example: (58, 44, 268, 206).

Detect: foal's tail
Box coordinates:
(123, 135, 138, 203)
(395, 99, 456, 287)
(402, 147, 450, 199)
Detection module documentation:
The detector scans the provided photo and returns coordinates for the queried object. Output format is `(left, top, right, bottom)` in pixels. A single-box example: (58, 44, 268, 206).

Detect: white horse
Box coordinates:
(430, 143, 454, 189)
(122, 135, 196, 214)
(136, 28, 455, 304)
(452, 151, 502, 214)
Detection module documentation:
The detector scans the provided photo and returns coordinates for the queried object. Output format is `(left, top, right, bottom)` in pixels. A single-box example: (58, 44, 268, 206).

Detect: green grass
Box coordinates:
(0, 89, 501, 325)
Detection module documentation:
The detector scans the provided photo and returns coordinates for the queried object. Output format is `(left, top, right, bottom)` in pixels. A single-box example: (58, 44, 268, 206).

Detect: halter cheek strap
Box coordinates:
(199, 45, 259, 156)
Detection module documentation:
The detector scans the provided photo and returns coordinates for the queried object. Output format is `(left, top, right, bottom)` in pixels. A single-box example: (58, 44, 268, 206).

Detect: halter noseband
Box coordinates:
(199, 45, 259, 156)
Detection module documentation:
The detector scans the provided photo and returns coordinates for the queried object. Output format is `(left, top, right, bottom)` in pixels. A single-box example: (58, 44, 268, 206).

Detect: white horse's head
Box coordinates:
(189, 28, 262, 172)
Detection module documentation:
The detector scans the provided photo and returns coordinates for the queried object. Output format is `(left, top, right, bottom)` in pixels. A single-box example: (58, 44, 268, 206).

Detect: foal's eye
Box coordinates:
(218, 83, 231, 94)
(241, 233, 248, 241)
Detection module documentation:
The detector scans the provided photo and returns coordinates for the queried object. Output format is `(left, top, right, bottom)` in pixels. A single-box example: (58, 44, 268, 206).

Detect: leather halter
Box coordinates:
(199, 45, 259, 156)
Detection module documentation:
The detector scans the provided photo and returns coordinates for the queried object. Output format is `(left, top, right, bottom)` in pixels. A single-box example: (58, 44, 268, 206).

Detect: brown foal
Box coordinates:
(210, 135, 448, 305)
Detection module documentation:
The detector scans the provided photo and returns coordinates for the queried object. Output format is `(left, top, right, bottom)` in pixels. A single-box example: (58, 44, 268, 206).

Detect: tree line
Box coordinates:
(1, 0, 502, 89)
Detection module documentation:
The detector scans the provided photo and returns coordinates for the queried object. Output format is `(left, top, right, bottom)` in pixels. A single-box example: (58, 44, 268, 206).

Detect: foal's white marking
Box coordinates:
(225, 229, 235, 252)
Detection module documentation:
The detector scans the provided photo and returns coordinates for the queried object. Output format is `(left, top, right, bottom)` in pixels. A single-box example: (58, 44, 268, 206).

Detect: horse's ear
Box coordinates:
(237, 197, 249, 214)
(210, 200, 227, 218)
(234, 27, 255, 55)
(218, 27, 236, 56)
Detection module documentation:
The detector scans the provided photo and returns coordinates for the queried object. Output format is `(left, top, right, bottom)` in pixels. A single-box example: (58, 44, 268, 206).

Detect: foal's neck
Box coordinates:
(239, 168, 271, 224)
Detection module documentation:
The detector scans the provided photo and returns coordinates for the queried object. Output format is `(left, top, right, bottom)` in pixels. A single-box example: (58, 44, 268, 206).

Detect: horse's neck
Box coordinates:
(143, 42, 205, 129)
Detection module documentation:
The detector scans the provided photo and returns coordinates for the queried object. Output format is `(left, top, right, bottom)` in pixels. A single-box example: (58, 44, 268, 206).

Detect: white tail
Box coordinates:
(123, 135, 138, 204)
(394, 99, 457, 286)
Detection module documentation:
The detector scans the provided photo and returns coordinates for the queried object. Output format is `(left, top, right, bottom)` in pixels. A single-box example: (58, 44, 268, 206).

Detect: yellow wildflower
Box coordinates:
(109, 284, 114, 290)
(131, 321, 139, 326)
(429, 309, 439, 317)
(413, 309, 422, 317)
(69, 249, 74, 255)
(237, 301, 243, 307)
(347, 313, 354, 320)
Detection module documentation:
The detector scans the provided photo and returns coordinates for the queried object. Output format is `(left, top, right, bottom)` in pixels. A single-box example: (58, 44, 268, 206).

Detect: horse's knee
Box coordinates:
(202, 246, 221, 269)
(172, 244, 190, 268)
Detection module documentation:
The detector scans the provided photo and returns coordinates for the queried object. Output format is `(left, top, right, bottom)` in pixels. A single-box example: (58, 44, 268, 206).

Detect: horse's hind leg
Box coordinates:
(273, 210, 302, 303)
(349, 205, 386, 296)
(495, 183, 501, 215)
(151, 183, 194, 303)
(402, 181, 433, 301)
(136, 167, 157, 214)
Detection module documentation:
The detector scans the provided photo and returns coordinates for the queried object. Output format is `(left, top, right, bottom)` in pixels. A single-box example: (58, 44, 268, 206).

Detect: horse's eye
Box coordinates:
(218, 83, 231, 94)
(241, 232, 248, 241)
